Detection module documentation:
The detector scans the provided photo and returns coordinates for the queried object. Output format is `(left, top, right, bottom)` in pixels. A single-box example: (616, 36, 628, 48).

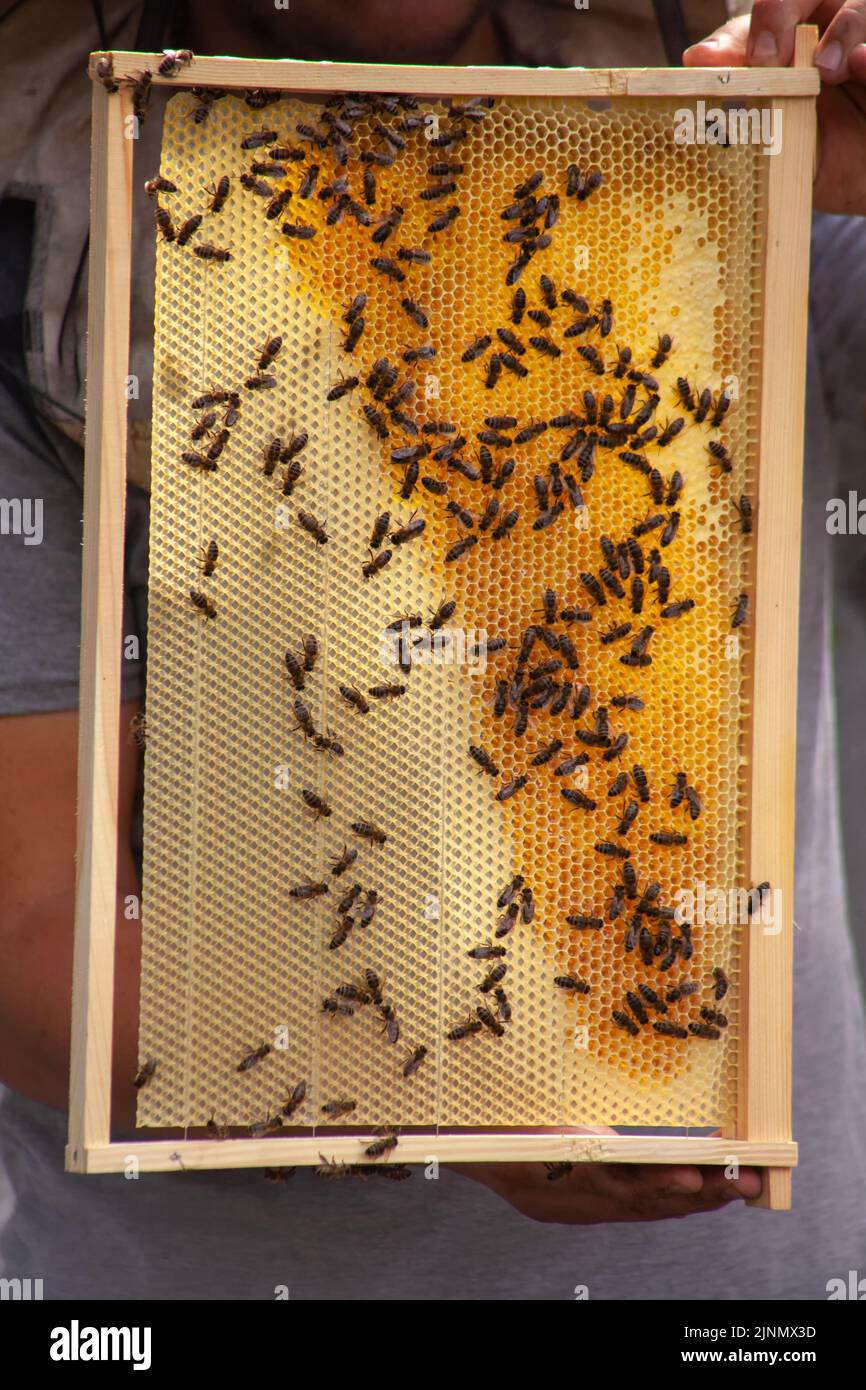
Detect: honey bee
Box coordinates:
(189, 589, 216, 619)
(462, 334, 492, 363)
(390, 516, 426, 546)
(293, 696, 316, 738)
(175, 214, 202, 247)
(280, 461, 303, 496)
(399, 297, 428, 330)
(205, 429, 229, 462)
(689, 1022, 721, 1040)
(685, 785, 701, 820)
(495, 774, 529, 802)
(491, 499, 518, 535)
(403, 1046, 428, 1077)
(562, 788, 598, 812)
(653, 1020, 688, 1039)
(378, 1003, 400, 1044)
(362, 549, 392, 578)
(651, 333, 673, 369)
(265, 188, 293, 219)
(199, 538, 218, 576)
(133, 1058, 157, 1089)
(648, 830, 687, 847)
(426, 202, 460, 232)
(238, 1042, 272, 1072)
(467, 944, 508, 962)
(657, 417, 684, 448)
(296, 164, 319, 199)
(575, 167, 604, 200)
(314, 1153, 353, 1180)
(350, 821, 387, 845)
(497, 874, 524, 909)
(660, 511, 680, 548)
(711, 389, 732, 427)
(475, 1004, 505, 1037)
(301, 789, 332, 820)
(707, 440, 733, 473)
(94, 54, 119, 91)
(322, 995, 356, 1019)
(158, 47, 194, 76)
(428, 598, 456, 631)
(329, 920, 353, 951)
(155, 205, 176, 242)
(190, 410, 217, 441)
(567, 913, 604, 931)
(281, 220, 316, 241)
(748, 881, 772, 916)
(368, 683, 406, 700)
(595, 841, 631, 860)
(445, 534, 478, 563)
(554, 975, 591, 995)
(336, 883, 362, 916)
(469, 744, 500, 776)
(120, 68, 153, 123)
(578, 344, 605, 374)
(200, 174, 230, 213)
(241, 127, 279, 149)
(731, 593, 749, 629)
(281, 1080, 307, 1119)
(321, 1099, 357, 1119)
(712, 966, 729, 1000)
(248, 1113, 284, 1139)
(240, 173, 273, 197)
(660, 598, 696, 620)
(611, 1010, 639, 1037)
(288, 879, 329, 899)
(330, 844, 358, 878)
(478, 962, 508, 994)
(731, 494, 753, 536)
(245, 374, 277, 390)
(364, 1129, 400, 1159)
(700, 1007, 728, 1028)
(205, 1112, 229, 1141)
(665, 979, 698, 1003)
(600, 622, 633, 647)
(447, 1017, 484, 1041)
(297, 510, 328, 545)
(145, 175, 178, 197)
(339, 685, 370, 714)
(554, 754, 589, 777)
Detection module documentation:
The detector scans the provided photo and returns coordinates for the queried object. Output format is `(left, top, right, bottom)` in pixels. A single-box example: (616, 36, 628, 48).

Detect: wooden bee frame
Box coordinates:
(69, 35, 818, 1207)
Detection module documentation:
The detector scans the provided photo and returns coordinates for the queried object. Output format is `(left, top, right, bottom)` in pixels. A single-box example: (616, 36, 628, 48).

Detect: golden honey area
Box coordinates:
(138, 89, 764, 1133)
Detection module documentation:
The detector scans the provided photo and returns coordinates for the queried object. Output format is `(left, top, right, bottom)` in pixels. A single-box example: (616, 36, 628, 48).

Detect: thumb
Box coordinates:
(683, 14, 752, 67)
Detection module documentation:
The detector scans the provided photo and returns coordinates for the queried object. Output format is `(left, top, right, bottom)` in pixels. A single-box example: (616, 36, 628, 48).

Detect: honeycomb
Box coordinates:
(137, 87, 765, 1140)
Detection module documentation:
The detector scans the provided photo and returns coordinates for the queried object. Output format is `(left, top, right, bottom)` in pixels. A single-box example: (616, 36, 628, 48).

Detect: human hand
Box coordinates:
(683, 1, 866, 216)
(450, 1129, 762, 1224)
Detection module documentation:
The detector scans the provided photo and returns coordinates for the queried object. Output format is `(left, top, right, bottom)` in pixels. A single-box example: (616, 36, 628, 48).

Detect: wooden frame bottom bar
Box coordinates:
(67, 1135, 797, 1174)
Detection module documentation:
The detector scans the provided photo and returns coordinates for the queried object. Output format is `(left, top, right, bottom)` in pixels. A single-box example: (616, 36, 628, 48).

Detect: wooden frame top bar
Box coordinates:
(90, 51, 820, 98)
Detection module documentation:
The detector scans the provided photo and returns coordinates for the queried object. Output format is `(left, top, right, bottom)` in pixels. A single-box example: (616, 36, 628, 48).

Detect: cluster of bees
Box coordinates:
(129, 68, 769, 1151)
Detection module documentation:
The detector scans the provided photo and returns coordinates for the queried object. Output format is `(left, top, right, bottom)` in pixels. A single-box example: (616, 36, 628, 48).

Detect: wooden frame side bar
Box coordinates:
(90, 51, 820, 98)
(66, 82, 134, 1172)
(737, 26, 818, 1211)
(76, 1135, 798, 1175)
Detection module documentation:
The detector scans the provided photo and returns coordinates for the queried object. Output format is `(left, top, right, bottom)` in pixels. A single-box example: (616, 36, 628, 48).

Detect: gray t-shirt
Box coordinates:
(1, 212, 864, 1301)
